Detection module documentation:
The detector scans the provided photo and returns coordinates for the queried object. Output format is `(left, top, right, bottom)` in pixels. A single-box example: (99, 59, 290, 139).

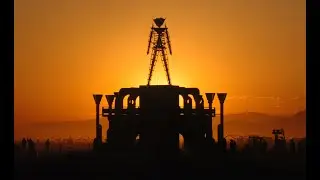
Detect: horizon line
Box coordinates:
(16, 110, 306, 125)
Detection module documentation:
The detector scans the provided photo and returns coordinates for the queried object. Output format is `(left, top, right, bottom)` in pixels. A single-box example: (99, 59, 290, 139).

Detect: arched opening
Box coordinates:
(135, 96, 140, 108)
(122, 94, 130, 109)
(179, 133, 184, 150)
(179, 95, 184, 109)
(188, 95, 196, 109)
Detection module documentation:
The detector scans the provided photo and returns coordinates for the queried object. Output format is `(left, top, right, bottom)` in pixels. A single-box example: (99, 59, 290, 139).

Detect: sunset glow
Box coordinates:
(14, 0, 305, 139)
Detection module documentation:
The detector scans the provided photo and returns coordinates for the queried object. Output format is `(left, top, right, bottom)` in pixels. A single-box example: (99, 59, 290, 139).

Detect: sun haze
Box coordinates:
(14, 0, 305, 139)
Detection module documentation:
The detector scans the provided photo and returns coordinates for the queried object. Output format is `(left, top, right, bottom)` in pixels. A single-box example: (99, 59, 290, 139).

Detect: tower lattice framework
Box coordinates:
(146, 18, 173, 86)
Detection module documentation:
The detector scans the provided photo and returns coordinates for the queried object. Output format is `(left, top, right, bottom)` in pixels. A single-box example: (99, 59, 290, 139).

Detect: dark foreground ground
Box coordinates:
(15, 150, 306, 180)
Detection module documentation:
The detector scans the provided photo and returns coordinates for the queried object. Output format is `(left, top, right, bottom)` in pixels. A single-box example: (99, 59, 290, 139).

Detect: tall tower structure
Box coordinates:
(146, 17, 173, 86)
(93, 17, 229, 155)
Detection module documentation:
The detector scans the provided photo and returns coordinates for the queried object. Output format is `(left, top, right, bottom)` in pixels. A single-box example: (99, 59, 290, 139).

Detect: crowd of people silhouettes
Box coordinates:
(15, 134, 306, 158)
(14, 133, 306, 179)
(16, 138, 51, 157)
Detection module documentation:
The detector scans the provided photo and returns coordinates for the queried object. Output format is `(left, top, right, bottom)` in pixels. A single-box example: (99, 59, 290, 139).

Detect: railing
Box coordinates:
(101, 107, 216, 117)
(102, 106, 216, 110)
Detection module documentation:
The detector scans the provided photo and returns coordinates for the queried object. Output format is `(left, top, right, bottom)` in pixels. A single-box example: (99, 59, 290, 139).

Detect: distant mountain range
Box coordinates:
(221, 110, 305, 138)
(15, 110, 306, 140)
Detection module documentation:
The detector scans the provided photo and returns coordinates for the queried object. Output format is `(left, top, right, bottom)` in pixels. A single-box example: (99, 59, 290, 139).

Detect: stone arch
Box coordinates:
(185, 96, 192, 109)
(122, 94, 130, 109)
(178, 88, 200, 109)
(128, 94, 138, 109)
(188, 95, 196, 109)
(189, 94, 205, 109)
(179, 95, 184, 108)
(115, 88, 139, 109)
(178, 93, 192, 109)
(135, 96, 140, 108)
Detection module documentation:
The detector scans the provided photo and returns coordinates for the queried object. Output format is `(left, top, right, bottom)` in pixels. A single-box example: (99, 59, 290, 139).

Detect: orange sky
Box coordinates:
(14, 0, 305, 127)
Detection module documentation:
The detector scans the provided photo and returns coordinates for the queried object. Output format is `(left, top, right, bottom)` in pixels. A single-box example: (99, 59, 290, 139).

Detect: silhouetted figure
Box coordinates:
(21, 138, 27, 151)
(45, 139, 50, 153)
(27, 138, 36, 157)
(222, 138, 227, 152)
(229, 139, 237, 153)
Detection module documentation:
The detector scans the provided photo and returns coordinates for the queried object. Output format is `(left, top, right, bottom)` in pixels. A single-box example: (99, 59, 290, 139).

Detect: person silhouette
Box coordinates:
(21, 138, 27, 150)
(230, 139, 237, 153)
(27, 138, 36, 157)
(222, 138, 227, 152)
